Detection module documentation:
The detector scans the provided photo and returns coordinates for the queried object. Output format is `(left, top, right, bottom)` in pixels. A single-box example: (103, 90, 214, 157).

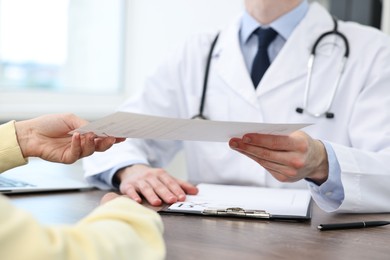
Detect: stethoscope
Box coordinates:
(192, 16, 349, 120)
(296, 16, 349, 119)
(191, 33, 220, 120)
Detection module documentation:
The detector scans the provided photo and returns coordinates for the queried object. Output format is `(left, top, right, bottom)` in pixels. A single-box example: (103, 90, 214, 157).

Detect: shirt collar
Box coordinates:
(240, 0, 309, 43)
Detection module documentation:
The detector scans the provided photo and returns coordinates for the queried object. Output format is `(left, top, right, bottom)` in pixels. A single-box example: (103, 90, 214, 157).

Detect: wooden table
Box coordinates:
(7, 189, 390, 260)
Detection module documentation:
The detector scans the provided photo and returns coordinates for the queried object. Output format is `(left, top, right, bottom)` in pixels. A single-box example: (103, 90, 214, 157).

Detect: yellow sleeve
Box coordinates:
(0, 121, 28, 173)
(0, 195, 165, 260)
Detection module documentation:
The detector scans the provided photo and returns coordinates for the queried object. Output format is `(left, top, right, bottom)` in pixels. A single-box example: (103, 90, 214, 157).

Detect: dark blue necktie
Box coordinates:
(250, 27, 278, 88)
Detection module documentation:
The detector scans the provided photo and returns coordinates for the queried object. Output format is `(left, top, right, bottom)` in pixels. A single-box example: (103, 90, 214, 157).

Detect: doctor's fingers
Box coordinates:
(127, 176, 184, 206)
(230, 140, 305, 169)
(243, 152, 304, 182)
(132, 179, 164, 206)
(142, 176, 183, 205)
(176, 178, 199, 195)
(237, 132, 308, 152)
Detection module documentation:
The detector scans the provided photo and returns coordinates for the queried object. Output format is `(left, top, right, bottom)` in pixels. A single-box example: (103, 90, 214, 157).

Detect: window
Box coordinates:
(1, 0, 245, 122)
(0, 0, 125, 121)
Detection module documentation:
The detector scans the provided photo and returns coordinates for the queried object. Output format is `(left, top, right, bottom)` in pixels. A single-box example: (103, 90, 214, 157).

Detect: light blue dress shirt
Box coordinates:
(239, 0, 308, 71)
(239, 0, 344, 210)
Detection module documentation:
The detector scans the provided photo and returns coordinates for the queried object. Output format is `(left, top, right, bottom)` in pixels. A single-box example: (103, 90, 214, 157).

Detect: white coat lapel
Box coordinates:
(257, 3, 335, 96)
(213, 18, 260, 108)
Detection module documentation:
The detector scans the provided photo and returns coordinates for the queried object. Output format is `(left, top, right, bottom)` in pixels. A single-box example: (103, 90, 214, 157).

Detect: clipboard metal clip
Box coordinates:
(202, 207, 270, 218)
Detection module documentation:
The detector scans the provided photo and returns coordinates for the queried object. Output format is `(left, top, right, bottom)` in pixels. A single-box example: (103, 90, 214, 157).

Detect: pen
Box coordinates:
(318, 221, 390, 231)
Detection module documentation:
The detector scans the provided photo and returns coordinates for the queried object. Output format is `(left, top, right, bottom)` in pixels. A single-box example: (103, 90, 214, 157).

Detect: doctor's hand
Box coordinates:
(114, 164, 198, 206)
(229, 131, 329, 185)
(14, 113, 125, 164)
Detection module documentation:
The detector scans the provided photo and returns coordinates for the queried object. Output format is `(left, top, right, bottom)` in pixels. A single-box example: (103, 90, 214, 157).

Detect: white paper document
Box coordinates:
(73, 112, 310, 142)
(163, 183, 312, 220)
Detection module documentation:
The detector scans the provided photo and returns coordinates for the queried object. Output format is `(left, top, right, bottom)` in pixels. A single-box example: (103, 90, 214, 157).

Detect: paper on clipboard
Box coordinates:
(159, 183, 312, 220)
(72, 112, 310, 142)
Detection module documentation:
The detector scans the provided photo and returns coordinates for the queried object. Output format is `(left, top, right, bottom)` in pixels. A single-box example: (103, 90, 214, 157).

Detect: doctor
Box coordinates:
(84, 0, 390, 213)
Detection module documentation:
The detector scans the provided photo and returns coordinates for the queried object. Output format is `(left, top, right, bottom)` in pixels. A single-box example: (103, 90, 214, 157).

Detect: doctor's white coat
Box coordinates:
(84, 3, 390, 213)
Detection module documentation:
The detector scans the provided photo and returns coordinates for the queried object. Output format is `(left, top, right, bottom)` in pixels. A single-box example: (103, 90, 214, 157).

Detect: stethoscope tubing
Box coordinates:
(299, 17, 349, 119)
(193, 16, 349, 120)
(191, 34, 219, 120)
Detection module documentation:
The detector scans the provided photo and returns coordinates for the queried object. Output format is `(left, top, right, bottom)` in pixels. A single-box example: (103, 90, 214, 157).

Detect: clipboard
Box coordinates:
(158, 183, 312, 221)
